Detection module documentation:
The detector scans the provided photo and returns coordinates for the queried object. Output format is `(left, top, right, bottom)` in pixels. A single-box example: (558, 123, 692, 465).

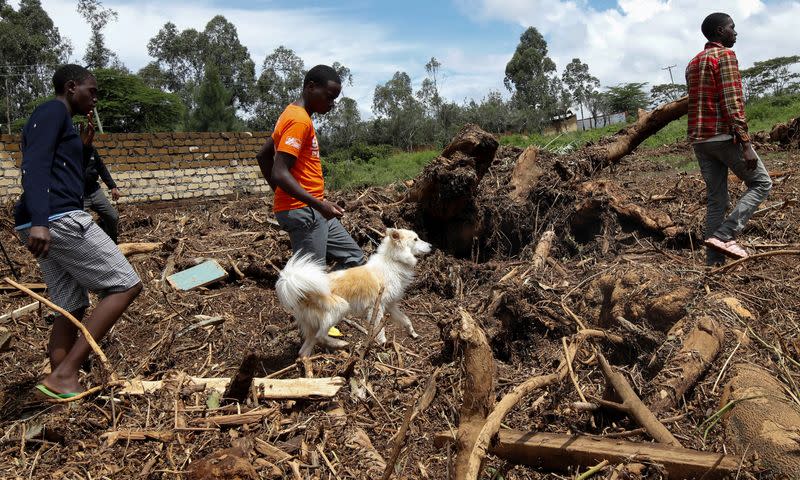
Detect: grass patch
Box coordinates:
(504, 93, 800, 152)
(324, 149, 438, 190)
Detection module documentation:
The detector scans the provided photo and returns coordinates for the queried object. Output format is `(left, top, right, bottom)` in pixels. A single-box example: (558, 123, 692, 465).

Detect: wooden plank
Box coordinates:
(435, 429, 739, 479)
(0, 283, 46, 292)
(0, 301, 41, 323)
(118, 376, 345, 400)
(166, 259, 227, 291)
(191, 408, 277, 427)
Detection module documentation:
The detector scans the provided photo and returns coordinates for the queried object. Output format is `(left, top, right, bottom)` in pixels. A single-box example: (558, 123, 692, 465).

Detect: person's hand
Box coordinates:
(110, 187, 120, 201)
(743, 143, 758, 170)
(80, 111, 95, 146)
(316, 199, 344, 220)
(27, 226, 51, 258)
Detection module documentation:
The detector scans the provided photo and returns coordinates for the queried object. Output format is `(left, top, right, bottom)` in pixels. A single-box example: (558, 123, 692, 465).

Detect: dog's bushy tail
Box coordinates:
(276, 253, 330, 313)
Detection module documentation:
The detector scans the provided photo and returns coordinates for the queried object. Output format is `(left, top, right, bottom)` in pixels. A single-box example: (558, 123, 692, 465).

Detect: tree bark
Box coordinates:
(452, 309, 495, 480)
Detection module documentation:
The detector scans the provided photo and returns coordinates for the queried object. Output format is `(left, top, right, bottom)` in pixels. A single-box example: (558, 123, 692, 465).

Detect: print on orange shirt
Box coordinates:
(272, 105, 325, 212)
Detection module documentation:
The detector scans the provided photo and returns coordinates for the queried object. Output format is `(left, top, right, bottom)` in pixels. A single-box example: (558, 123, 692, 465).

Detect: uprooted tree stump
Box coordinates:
(769, 117, 799, 148)
(407, 124, 499, 257)
(403, 96, 690, 260)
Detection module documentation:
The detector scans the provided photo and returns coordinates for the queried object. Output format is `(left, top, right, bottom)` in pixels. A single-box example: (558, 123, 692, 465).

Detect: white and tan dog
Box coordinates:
(276, 228, 432, 357)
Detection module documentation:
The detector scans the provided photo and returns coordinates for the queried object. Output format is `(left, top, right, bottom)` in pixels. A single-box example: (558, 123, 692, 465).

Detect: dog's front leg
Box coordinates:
(388, 303, 419, 339)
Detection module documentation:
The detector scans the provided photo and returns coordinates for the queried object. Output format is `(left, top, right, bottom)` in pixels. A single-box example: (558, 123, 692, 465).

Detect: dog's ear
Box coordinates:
(389, 229, 401, 241)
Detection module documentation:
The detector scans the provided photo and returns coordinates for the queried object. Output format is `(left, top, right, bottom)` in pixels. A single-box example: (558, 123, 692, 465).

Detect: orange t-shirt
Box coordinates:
(272, 104, 324, 212)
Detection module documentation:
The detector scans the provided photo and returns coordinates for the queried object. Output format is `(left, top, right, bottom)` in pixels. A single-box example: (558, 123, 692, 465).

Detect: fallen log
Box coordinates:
(721, 364, 800, 476)
(531, 230, 556, 271)
(647, 316, 724, 413)
(596, 352, 682, 446)
(583, 95, 688, 172)
(435, 429, 740, 479)
(117, 242, 162, 257)
(118, 376, 345, 400)
(452, 309, 495, 480)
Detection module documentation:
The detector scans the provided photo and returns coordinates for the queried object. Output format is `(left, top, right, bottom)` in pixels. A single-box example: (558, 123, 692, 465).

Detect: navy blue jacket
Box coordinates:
(14, 100, 86, 227)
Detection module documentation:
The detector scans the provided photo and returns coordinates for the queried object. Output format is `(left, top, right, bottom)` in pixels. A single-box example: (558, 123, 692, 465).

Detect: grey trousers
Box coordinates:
(694, 140, 772, 264)
(84, 188, 119, 244)
(275, 206, 365, 269)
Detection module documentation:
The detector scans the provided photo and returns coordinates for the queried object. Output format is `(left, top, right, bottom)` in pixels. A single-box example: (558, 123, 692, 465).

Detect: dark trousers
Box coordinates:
(84, 188, 119, 244)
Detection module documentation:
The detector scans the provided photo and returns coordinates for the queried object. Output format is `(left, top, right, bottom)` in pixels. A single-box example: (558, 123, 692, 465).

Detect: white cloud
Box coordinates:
(455, 0, 799, 91)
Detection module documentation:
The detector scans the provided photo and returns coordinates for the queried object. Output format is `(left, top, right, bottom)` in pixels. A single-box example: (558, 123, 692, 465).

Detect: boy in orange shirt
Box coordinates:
(257, 65, 365, 269)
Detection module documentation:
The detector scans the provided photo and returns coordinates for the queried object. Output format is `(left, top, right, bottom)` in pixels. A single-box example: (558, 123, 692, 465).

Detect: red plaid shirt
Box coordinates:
(686, 42, 750, 143)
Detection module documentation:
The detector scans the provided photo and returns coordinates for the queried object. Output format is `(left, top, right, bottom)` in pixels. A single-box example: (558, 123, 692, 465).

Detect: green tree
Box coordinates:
(93, 68, 183, 132)
(649, 83, 687, 107)
(317, 97, 363, 150)
(189, 65, 237, 132)
(605, 82, 649, 118)
(0, 0, 72, 132)
(250, 45, 305, 131)
(76, 0, 121, 69)
(586, 90, 611, 128)
(504, 27, 560, 130)
(12, 68, 184, 133)
(142, 16, 255, 112)
(372, 71, 426, 150)
(463, 91, 511, 134)
(741, 56, 800, 99)
(561, 58, 599, 121)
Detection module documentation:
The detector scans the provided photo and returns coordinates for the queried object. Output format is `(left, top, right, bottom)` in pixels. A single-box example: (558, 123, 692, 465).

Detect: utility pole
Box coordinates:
(662, 64, 678, 85)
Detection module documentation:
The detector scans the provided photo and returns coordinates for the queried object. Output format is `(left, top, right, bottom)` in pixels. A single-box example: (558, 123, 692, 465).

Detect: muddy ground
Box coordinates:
(1, 136, 799, 479)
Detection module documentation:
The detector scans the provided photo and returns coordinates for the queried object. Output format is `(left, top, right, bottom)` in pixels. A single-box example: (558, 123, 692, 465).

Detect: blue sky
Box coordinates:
(35, 0, 800, 118)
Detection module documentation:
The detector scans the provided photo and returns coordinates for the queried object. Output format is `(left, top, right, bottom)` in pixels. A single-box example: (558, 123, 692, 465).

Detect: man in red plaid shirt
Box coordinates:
(687, 12, 772, 265)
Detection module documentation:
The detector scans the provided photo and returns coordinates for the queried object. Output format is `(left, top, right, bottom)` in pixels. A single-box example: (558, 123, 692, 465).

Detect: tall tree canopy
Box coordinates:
(76, 0, 120, 69)
(0, 0, 72, 132)
(562, 58, 599, 120)
(250, 46, 305, 131)
(189, 65, 237, 132)
(141, 16, 255, 112)
(504, 27, 560, 130)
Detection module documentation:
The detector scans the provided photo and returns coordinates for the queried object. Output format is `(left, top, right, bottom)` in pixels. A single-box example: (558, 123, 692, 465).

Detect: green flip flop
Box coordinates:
(35, 384, 79, 400)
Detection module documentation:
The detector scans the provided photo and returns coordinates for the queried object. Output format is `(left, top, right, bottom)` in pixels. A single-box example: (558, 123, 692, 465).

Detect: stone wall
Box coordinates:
(0, 131, 272, 203)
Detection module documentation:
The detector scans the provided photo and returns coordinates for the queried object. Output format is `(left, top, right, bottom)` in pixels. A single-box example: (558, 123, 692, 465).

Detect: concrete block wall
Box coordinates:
(0, 131, 272, 203)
